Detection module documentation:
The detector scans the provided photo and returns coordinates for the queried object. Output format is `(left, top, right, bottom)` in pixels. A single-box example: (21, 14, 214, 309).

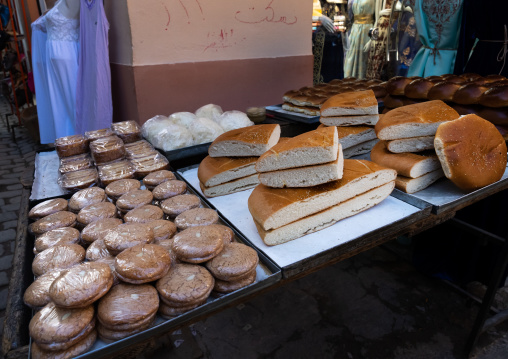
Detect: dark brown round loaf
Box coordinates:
(382, 94, 405, 109)
(404, 78, 435, 99)
(427, 81, 461, 101)
(452, 83, 489, 105)
(479, 85, 508, 108)
(386, 76, 414, 96)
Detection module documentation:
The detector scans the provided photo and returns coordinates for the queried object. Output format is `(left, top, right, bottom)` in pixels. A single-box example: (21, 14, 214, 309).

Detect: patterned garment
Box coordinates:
(407, 0, 464, 77)
(365, 0, 393, 79)
(344, 0, 376, 79)
(397, 11, 422, 76)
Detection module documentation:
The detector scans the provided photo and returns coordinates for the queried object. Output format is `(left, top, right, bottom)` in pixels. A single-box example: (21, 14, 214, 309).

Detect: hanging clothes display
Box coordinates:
(366, 0, 393, 79)
(75, 0, 112, 134)
(31, 16, 56, 144)
(343, 0, 376, 79)
(407, 0, 464, 77)
(454, 0, 508, 77)
(396, 7, 422, 76)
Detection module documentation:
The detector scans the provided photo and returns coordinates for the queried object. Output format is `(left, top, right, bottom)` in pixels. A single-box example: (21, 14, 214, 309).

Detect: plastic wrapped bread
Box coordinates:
(130, 153, 170, 178)
(85, 128, 114, 142)
(217, 111, 254, 132)
(140, 116, 173, 141)
(111, 121, 142, 143)
(189, 117, 224, 144)
(147, 123, 194, 151)
(58, 168, 99, 191)
(195, 104, 223, 123)
(55, 135, 88, 158)
(89, 136, 125, 165)
(98, 160, 136, 185)
(168, 112, 198, 128)
(124, 140, 158, 159)
(59, 153, 93, 174)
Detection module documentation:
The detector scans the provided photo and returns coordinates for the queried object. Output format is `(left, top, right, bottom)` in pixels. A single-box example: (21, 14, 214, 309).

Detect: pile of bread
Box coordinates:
(235, 125, 397, 246)
(371, 100, 507, 193)
(141, 104, 255, 152)
(318, 89, 380, 158)
(25, 171, 259, 357)
(55, 121, 169, 190)
(383, 74, 508, 127)
(281, 78, 387, 116)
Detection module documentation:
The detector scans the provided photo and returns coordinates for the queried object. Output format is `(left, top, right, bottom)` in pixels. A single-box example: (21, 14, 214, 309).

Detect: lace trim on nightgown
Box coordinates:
(46, 6, 79, 42)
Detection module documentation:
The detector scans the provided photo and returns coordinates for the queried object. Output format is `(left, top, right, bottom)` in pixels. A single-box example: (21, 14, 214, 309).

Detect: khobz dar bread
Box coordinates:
(320, 90, 378, 116)
(256, 126, 338, 172)
(208, 124, 280, 157)
(434, 114, 507, 191)
(375, 100, 459, 140)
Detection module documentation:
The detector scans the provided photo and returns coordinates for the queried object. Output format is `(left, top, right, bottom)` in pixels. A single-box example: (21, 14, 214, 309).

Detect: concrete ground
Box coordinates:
(1, 97, 508, 359)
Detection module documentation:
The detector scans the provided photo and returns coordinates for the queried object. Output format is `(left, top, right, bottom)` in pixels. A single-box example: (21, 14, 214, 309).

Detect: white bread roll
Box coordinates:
(320, 114, 379, 127)
(375, 100, 459, 140)
(395, 169, 445, 193)
(199, 174, 259, 198)
(146, 122, 194, 151)
(256, 126, 338, 172)
(208, 124, 281, 157)
(141, 115, 172, 141)
(258, 144, 344, 188)
(343, 139, 379, 158)
(188, 117, 224, 144)
(434, 114, 507, 191)
(217, 111, 254, 132)
(386, 136, 435, 153)
(198, 156, 257, 187)
(320, 90, 378, 116)
(249, 159, 397, 231)
(169, 112, 198, 128)
(254, 182, 395, 246)
(371, 141, 441, 178)
(195, 104, 223, 123)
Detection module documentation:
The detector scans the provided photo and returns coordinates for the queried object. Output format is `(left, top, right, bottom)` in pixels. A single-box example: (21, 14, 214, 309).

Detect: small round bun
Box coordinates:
(434, 114, 507, 191)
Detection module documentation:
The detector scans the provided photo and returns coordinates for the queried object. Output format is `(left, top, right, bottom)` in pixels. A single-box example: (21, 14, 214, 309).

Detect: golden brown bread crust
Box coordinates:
(439, 75, 466, 84)
(460, 73, 483, 81)
(427, 81, 461, 101)
(375, 100, 459, 138)
(248, 159, 392, 226)
(370, 141, 437, 178)
(197, 156, 257, 185)
(382, 94, 405, 109)
(386, 76, 414, 96)
(479, 85, 508, 108)
(404, 79, 435, 99)
(452, 83, 489, 105)
(434, 114, 507, 191)
(320, 90, 377, 114)
(210, 124, 279, 147)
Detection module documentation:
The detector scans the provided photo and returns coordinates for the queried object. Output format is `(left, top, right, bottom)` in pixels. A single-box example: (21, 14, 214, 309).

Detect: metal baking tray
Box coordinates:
(265, 104, 320, 124)
(25, 176, 281, 359)
(177, 165, 430, 279)
(162, 142, 210, 163)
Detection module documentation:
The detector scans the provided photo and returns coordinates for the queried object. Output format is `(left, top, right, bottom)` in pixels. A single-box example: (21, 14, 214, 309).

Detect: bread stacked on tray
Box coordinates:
(281, 78, 387, 116)
(372, 100, 460, 193)
(248, 126, 396, 245)
(318, 89, 379, 158)
(197, 124, 281, 197)
(25, 171, 260, 355)
(55, 121, 169, 190)
(382, 73, 508, 129)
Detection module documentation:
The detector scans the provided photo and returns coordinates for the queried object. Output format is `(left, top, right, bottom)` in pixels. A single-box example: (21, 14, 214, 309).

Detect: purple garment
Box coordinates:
(75, 0, 112, 134)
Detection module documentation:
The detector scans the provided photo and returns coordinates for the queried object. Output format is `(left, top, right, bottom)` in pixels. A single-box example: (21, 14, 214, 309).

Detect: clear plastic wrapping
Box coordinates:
(141, 115, 194, 151)
(85, 239, 113, 261)
(115, 189, 153, 212)
(58, 153, 93, 174)
(58, 168, 99, 191)
(30, 211, 77, 235)
(97, 283, 159, 326)
(31, 329, 97, 358)
(123, 205, 164, 223)
(142, 170, 175, 189)
(89, 136, 125, 165)
(160, 194, 201, 218)
(81, 218, 123, 245)
(29, 302, 95, 344)
(189, 117, 224, 144)
(130, 153, 169, 178)
(146, 219, 177, 242)
(103, 222, 154, 255)
(28, 198, 68, 220)
(68, 187, 106, 213)
(151, 180, 186, 201)
(55, 135, 89, 158)
(124, 140, 157, 159)
(173, 208, 219, 230)
(98, 160, 135, 185)
(114, 244, 171, 284)
(49, 262, 113, 308)
(104, 179, 141, 200)
(194, 104, 223, 123)
(217, 110, 254, 132)
(85, 128, 114, 142)
(76, 202, 117, 226)
(34, 227, 81, 253)
(168, 112, 198, 128)
(32, 244, 85, 276)
(111, 121, 142, 143)
(24, 269, 64, 309)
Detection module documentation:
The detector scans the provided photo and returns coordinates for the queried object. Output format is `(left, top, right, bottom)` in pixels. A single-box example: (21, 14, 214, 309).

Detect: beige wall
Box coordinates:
(107, 0, 314, 124)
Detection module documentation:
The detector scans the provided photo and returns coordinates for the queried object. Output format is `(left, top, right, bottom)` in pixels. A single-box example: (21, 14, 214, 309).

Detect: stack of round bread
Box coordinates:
(25, 170, 260, 355)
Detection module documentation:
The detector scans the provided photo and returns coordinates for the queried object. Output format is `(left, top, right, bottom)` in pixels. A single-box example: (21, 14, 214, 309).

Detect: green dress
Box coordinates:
(407, 0, 464, 77)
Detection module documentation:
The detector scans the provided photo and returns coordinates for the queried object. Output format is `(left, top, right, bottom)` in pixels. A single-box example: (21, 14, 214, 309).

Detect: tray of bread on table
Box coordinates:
(177, 97, 428, 278)
(24, 121, 280, 359)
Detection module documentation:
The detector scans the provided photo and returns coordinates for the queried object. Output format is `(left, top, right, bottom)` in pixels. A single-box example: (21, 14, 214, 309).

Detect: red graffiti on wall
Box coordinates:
(204, 28, 246, 52)
(235, 0, 297, 25)
(162, 0, 205, 28)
